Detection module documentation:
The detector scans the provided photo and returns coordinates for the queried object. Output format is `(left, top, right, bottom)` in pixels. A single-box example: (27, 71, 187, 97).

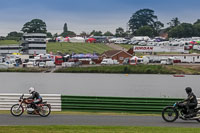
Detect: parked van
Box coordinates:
(62, 62, 75, 67)
(160, 57, 174, 65)
(46, 61, 55, 68)
(101, 58, 119, 65)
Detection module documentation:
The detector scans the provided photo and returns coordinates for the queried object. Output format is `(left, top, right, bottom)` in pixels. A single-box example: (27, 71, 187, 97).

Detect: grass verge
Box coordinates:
(0, 68, 47, 72)
(0, 126, 199, 133)
(55, 65, 174, 74)
(0, 110, 160, 116)
(55, 64, 200, 75)
(0, 40, 20, 45)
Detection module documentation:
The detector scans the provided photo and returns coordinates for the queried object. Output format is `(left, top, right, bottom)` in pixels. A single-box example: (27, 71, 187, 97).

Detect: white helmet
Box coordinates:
(29, 87, 35, 94)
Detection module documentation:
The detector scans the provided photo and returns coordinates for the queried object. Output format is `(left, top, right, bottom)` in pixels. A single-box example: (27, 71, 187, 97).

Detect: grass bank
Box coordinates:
(47, 42, 113, 54)
(55, 65, 174, 74)
(0, 68, 47, 72)
(55, 64, 200, 75)
(0, 40, 20, 45)
(0, 126, 199, 133)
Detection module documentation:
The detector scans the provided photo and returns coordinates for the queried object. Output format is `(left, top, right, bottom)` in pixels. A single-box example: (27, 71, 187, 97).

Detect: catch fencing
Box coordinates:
(61, 95, 200, 113)
(0, 93, 61, 111)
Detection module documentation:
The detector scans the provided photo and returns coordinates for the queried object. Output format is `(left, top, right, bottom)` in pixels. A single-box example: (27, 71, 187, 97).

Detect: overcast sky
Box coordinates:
(0, 0, 200, 36)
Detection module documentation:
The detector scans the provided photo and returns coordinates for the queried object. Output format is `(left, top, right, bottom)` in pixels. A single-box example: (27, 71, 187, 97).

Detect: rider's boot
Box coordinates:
(185, 109, 195, 118)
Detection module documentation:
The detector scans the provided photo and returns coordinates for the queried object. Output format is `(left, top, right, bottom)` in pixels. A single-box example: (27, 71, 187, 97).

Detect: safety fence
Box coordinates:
(0, 93, 61, 111)
(61, 95, 200, 113)
(0, 94, 199, 113)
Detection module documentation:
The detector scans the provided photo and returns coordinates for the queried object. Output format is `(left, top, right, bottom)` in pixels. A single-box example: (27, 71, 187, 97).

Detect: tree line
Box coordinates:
(2, 8, 200, 41)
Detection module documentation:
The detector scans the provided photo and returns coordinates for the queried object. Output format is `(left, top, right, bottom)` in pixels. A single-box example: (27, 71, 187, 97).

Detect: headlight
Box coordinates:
(19, 99, 21, 102)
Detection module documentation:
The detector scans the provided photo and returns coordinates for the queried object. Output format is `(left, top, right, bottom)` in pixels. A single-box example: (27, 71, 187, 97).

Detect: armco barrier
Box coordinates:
(0, 93, 61, 111)
(61, 95, 200, 113)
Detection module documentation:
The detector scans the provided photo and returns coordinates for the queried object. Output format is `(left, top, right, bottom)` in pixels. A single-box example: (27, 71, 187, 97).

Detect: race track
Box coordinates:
(1, 114, 200, 127)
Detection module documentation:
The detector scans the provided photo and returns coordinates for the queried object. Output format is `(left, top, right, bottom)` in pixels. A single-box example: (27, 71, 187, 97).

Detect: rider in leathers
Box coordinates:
(27, 87, 42, 110)
(183, 87, 198, 117)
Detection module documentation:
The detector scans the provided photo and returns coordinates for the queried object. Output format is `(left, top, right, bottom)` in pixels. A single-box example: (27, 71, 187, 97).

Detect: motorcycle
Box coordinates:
(10, 94, 51, 117)
(162, 101, 200, 122)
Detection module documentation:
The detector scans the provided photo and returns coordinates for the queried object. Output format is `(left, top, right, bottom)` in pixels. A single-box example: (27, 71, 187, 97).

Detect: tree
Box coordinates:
(167, 17, 180, 27)
(80, 31, 89, 37)
(128, 8, 163, 35)
(53, 33, 58, 38)
(21, 19, 47, 33)
(63, 23, 68, 33)
(90, 30, 102, 36)
(115, 27, 126, 37)
(6, 31, 23, 41)
(60, 23, 76, 37)
(103, 31, 113, 36)
(193, 23, 200, 36)
(194, 19, 200, 25)
(168, 23, 194, 38)
(135, 26, 154, 37)
(46, 32, 53, 38)
(61, 31, 76, 37)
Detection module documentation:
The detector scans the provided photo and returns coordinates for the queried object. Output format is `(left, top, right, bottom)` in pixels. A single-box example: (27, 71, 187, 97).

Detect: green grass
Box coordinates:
(47, 42, 113, 54)
(0, 126, 199, 133)
(0, 68, 47, 72)
(165, 65, 200, 75)
(55, 65, 174, 74)
(0, 40, 20, 45)
(117, 44, 134, 50)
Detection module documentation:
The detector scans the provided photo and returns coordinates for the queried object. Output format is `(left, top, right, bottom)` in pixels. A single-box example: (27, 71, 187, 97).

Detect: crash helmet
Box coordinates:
(29, 87, 35, 94)
(185, 87, 192, 94)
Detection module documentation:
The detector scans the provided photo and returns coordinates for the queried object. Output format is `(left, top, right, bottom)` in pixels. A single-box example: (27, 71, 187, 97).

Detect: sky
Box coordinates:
(0, 0, 200, 36)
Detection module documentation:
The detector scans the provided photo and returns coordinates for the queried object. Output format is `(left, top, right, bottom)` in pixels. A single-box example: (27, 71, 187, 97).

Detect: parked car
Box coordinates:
(0, 63, 9, 69)
(38, 62, 46, 68)
(62, 62, 75, 67)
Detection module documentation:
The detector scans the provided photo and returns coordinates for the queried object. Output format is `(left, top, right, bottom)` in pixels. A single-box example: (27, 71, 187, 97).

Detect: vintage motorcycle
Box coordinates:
(10, 94, 51, 117)
(162, 101, 200, 122)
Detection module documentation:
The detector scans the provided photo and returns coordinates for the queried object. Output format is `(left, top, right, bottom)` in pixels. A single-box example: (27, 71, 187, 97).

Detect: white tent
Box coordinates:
(131, 36, 150, 41)
(69, 37, 85, 43)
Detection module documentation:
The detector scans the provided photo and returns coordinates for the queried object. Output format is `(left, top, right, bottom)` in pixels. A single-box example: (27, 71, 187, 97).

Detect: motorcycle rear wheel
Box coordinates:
(162, 106, 178, 122)
(10, 104, 24, 116)
(38, 104, 51, 117)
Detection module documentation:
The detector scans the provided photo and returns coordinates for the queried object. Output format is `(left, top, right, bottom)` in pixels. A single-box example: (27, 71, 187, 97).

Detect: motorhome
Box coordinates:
(130, 56, 149, 65)
(101, 58, 119, 65)
(160, 57, 174, 65)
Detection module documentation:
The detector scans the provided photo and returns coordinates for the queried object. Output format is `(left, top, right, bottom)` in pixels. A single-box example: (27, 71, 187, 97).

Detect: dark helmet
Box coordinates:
(185, 87, 192, 94)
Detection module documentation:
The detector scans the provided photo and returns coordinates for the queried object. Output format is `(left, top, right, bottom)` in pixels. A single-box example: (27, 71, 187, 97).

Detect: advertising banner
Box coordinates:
(133, 46, 184, 53)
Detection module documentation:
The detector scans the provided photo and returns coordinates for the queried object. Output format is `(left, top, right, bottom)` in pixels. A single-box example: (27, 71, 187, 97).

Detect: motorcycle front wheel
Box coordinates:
(38, 104, 51, 117)
(10, 104, 24, 116)
(162, 106, 178, 122)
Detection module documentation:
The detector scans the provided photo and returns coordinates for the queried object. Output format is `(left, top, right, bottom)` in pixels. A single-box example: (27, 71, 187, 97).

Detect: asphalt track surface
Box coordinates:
(1, 114, 200, 127)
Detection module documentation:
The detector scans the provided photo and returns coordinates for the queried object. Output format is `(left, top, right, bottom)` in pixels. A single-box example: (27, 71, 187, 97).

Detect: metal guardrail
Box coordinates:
(61, 95, 200, 113)
(0, 93, 61, 111)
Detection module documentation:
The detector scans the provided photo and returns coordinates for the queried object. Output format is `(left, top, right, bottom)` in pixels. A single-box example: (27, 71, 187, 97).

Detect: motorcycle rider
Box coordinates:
(183, 87, 198, 117)
(27, 87, 42, 111)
